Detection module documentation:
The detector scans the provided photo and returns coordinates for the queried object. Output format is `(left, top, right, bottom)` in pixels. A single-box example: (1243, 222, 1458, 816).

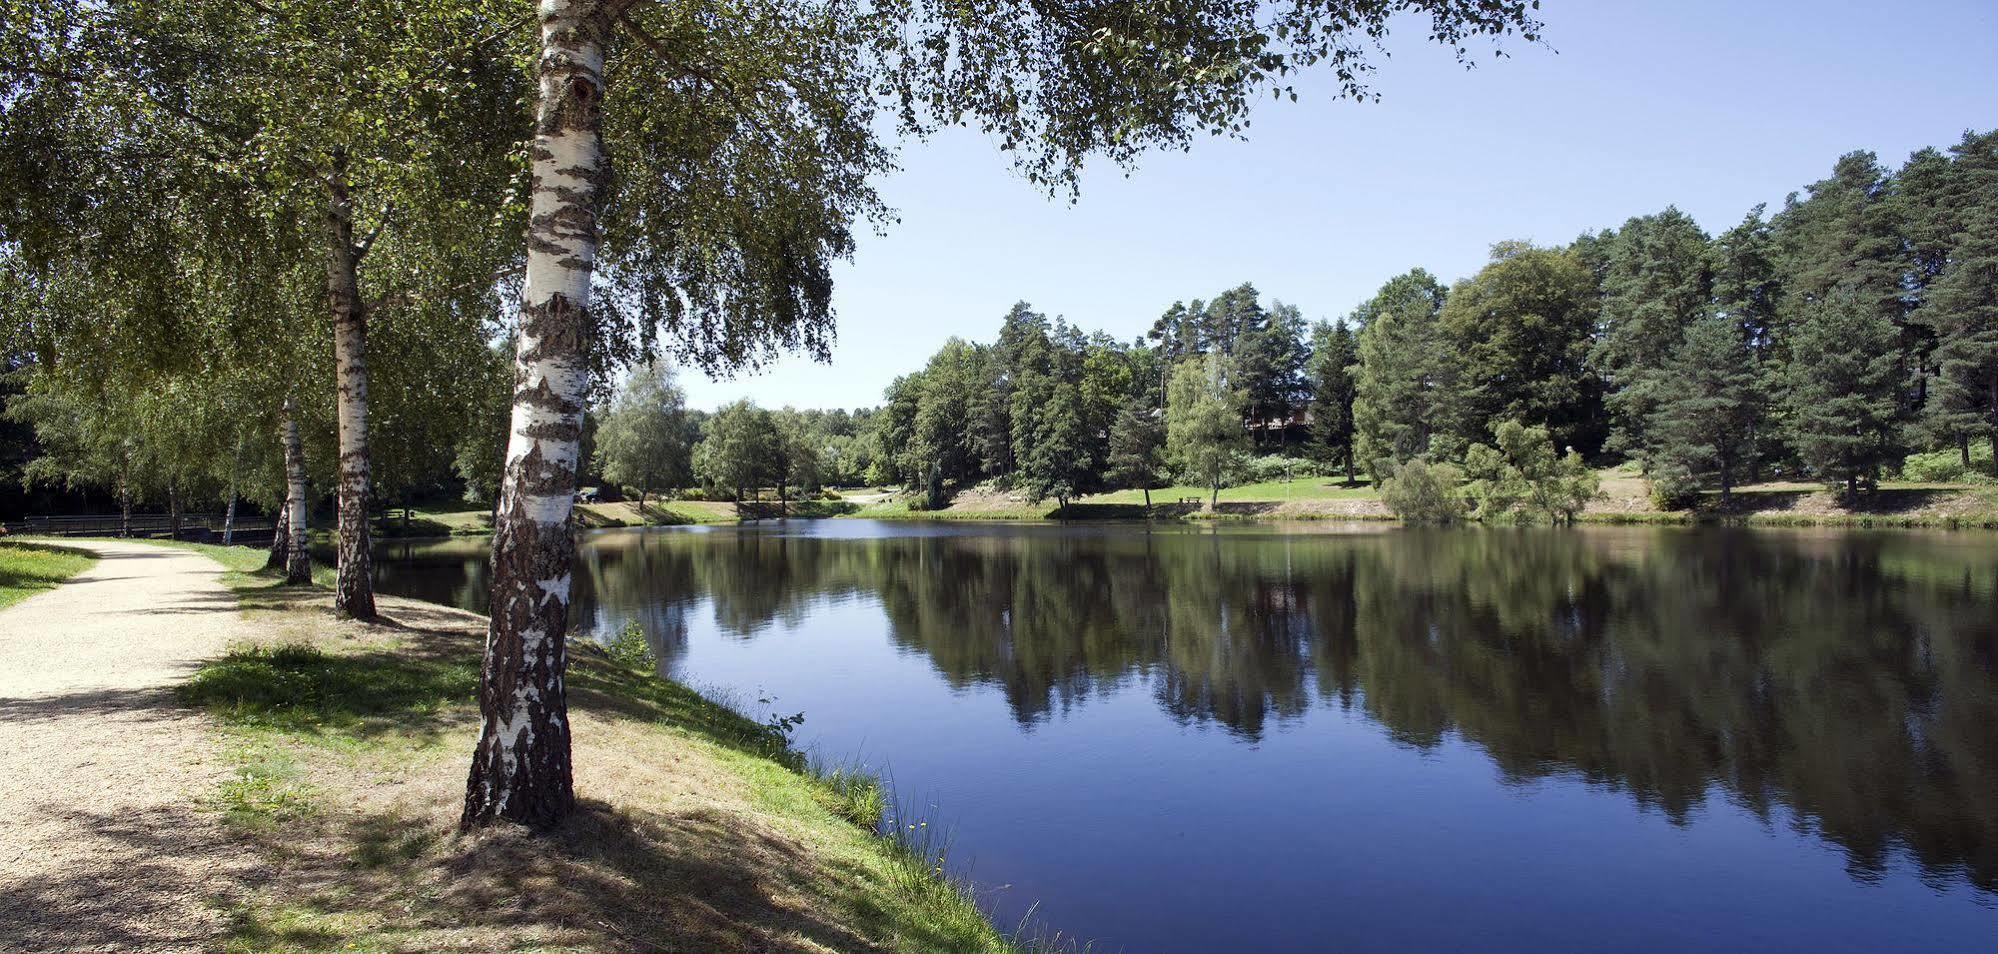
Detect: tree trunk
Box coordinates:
(168, 484, 182, 540)
(282, 401, 313, 585)
(326, 150, 377, 619)
(1961, 434, 1972, 469)
(1209, 479, 1219, 512)
(118, 486, 132, 538)
(267, 503, 290, 571)
(223, 439, 242, 545)
(463, 0, 605, 831)
(1142, 486, 1151, 509)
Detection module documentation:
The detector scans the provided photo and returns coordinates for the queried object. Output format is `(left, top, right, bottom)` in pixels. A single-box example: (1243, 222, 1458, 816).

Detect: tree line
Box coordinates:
(837, 130, 1996, 511)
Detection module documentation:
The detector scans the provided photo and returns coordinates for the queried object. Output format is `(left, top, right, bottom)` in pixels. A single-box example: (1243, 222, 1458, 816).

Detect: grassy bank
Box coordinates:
(840, 474, 1998, 529)
(0, 540, 96, 610)
(171, 544, 1042, 953)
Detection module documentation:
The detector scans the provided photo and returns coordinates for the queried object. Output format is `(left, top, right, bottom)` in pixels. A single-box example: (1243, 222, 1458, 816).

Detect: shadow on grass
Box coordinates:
(181, 576, 1026, 952)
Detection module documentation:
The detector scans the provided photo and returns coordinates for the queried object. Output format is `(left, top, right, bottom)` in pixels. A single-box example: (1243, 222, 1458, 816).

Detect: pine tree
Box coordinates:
(1708, 206, 1786, 474)
(1784, 291, 1905, 497)
(1235, 299, 1308, 446)
(1590, 208, 1713, 460)
(1924, 198, 1998, 463)
(1351, 269, 1449, 473)
(1648, 317, 1764, 502)
(1912, 131, 1998, 464)
(1106, 394, 1168, 507)
(1306, 319, 1359, 482)
(1017, 380, 1092, 509)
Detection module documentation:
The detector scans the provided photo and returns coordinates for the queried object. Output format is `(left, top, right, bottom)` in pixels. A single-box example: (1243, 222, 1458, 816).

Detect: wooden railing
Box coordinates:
(3, 513, 276, 543)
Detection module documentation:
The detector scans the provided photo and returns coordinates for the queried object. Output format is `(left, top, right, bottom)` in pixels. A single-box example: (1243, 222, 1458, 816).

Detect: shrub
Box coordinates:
(604, 620, 659, 672)
(1462, 419, 1600, 524)
(1239, 454, 1329, 483)
(1647, 462, 1702, 510)
(1379, 458, 1467, 524)
(1899, 441, 1995, 483)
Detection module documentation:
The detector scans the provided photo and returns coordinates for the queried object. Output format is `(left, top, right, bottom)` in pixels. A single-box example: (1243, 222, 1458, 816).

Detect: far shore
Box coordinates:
(340, 471, 1998, 541)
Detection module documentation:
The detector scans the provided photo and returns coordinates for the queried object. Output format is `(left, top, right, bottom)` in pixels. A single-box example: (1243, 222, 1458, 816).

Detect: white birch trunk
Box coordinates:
(463, 0, 607, 830)
(282, 400, 313, 585)
(326, 151, 377, 618)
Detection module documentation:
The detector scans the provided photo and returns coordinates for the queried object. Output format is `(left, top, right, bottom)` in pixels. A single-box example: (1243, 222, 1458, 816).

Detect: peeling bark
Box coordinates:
(325, 151, 376, 619)
(463, 0, 608, 831)
(282, 400, 313, 586)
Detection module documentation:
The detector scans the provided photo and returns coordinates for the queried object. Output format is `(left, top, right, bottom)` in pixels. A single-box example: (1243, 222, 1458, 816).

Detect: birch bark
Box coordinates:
(325, 152, 377, 618)
(462, 0, 607, 829)
(282, 400, 313, 585)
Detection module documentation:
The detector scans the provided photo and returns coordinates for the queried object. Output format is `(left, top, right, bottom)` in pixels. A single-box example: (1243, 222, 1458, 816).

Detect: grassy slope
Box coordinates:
(166, 543, 1028, 953)
(845, 473, 1998, 528)
(0, 540, 97, 610)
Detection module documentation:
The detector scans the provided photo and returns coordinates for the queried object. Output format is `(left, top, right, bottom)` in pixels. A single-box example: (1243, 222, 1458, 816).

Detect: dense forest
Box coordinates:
(576, 129, 1998, 516)
(822, 130, 1998, 507)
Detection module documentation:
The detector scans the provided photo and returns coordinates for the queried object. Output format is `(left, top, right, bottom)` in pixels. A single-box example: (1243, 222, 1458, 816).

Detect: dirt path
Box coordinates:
(0, 541, 257, 952)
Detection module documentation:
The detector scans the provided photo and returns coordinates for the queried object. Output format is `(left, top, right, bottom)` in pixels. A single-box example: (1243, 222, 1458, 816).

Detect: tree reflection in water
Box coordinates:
(373, 523, 1998, 894)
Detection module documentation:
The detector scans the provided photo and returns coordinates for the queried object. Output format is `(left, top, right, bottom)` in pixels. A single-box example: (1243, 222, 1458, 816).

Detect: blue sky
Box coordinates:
(679, 0, 1998, 411)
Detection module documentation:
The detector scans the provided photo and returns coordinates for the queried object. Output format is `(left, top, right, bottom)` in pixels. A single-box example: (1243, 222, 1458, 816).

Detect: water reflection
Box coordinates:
(369, 522, 1998, 931)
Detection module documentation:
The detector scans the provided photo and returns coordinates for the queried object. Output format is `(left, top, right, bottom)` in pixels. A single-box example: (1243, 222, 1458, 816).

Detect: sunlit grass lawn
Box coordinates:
(1084, 475, 1377, 505)
(0, 540, 96, 611)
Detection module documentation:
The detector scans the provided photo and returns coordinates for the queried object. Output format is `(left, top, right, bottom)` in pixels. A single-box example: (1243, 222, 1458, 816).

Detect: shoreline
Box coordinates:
(149, 541, 1045, 953)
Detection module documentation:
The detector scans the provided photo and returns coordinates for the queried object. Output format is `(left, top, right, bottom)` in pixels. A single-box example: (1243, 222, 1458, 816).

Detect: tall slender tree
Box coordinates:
(1306, 318, 1359, 482)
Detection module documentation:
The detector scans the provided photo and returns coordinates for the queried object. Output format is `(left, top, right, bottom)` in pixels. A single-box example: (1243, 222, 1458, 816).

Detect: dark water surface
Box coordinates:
(368, 521, 1998, 952)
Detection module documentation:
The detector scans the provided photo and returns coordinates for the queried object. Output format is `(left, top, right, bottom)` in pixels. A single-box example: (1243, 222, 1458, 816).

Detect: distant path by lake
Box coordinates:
(0, 541, 256, 952)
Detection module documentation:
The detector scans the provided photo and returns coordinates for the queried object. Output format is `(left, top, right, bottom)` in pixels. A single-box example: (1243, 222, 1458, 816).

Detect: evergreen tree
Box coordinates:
(1784, 292, 1904, 497)
(1589, 208, 1713, 459)
(1306, 319, 1359, 482)
(1235, 299, 1308, 446)
(1017, 380, 1092, 509)
(1912, 131, 1998, 464)
(1351, 269, 1449, 472)
(1647, 317, 1765, 502)
(1708, 206, 1786, 473)
(1106, 393, 1168, 507)
(1923, 194, 1998, 462)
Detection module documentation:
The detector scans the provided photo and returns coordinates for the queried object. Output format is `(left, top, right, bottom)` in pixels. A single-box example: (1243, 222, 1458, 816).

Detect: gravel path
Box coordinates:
(0, 540, 256, 952)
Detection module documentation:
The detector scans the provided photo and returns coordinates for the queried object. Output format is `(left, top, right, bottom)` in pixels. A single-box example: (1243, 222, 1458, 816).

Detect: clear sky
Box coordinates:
(678, 0, 1998, 412)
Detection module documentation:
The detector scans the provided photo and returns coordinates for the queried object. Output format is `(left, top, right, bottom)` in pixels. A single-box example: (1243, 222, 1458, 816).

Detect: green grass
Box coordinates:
(373, 508, 494, 538)
(174, 568, 1054, 952)
(0, 540, 96, 610)
(1085, 475, 1377, 505)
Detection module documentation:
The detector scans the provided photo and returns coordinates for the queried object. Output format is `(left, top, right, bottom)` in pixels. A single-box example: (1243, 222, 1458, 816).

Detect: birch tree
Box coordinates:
(2, 0, 529, 618)
(464, 0, 1546, 829)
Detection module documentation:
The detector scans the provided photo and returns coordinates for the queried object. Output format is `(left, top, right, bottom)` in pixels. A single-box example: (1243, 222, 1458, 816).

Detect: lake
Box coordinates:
(365, 521, 1998, 952)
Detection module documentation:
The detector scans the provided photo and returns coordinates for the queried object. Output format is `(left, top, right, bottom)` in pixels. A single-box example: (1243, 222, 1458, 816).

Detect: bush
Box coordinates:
(1462, 420, 1600, 524)
(1647, 463, 1702, 510)
(1239, 454, 1330, 483)
(1899, 441, 1994, 483)
(604, 620, 658, 672)
(1378, 458, 1467, 524)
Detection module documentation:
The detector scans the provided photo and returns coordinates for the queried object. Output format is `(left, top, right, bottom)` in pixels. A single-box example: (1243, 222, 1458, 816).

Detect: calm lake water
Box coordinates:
(367, 521, 1998, 952)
